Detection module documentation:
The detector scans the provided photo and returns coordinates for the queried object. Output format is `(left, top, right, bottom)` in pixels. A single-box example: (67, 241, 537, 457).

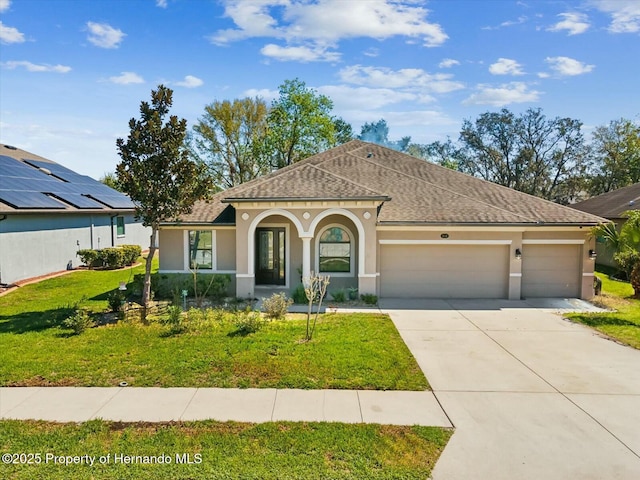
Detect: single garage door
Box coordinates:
(379, 244, 509, 298)
(521, 244, 581, 298)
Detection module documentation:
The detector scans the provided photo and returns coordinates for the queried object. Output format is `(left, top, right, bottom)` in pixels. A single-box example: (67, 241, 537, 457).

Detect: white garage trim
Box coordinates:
(583, 273, 595, 277)
(509, 273, 522, 277)
(379, 239, 512, 245)
(522, 239, 585, 245)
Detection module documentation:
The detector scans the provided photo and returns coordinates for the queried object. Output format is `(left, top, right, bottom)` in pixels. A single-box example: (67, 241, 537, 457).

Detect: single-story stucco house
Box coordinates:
(0, 144, 150, 285)
(571, 182, 640, 268)
(159, 140, 606, 300)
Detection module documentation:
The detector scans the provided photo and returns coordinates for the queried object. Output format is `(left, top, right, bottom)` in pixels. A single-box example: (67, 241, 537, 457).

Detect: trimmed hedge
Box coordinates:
(77, 245, 142, 269)
(134, 272, 231, 302)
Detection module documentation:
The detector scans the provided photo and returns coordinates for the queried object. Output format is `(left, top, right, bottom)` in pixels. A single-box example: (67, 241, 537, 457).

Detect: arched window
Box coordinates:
(318, 225, 352, 274)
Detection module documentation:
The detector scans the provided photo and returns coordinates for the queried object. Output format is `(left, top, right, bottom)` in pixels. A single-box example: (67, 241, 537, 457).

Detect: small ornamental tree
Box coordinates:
(116, 85, 213, 310)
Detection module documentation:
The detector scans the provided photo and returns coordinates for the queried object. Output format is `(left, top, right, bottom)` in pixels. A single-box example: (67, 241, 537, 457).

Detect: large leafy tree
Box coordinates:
(266, 78, 340, 168)
(116, 85, 213, 308)
(458, 108, 587, 204)
(191, 97, 270, 191)
(588, 118, 640, 195)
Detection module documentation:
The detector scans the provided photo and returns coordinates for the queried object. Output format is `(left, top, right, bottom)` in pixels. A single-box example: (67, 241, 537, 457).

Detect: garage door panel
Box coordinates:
(380, 245, 509, 299)
(521, 245, 580, 298)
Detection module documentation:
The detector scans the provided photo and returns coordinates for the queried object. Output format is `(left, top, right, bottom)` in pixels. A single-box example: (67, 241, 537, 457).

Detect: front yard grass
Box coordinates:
(565, 269, 640, 349)
(0, 266, 428, 390)
(0, 420, 451, 480)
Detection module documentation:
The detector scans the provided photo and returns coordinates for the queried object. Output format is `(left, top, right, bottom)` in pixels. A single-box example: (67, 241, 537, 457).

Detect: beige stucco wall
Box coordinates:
(159, 229, 185, 270)
(216, 229, 236, 271)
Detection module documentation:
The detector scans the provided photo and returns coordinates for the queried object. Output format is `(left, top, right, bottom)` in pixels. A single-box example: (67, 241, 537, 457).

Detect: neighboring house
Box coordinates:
(571, 182, 640, 268)
(0, 144, 150, 285)
(159, 140, 605, 300)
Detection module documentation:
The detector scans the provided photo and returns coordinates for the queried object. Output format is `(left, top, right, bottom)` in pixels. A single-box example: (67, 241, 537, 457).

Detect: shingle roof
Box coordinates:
(571, 182, 640, 219)
(0, 144, 135, 214)
(176, 140, 606, 226)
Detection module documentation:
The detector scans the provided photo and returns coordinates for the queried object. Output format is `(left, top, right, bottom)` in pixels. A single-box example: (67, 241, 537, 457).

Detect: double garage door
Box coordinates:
(379, 243, 581, 299)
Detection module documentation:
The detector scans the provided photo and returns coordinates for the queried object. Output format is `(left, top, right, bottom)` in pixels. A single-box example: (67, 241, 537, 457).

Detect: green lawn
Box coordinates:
(0, 264, 427, 390)
(0, 420, 452, 480)
(565, 269, 640, 349)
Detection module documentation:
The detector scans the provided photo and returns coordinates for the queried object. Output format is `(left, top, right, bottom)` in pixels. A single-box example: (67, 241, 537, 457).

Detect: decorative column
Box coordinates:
(301, 235, 312, 283)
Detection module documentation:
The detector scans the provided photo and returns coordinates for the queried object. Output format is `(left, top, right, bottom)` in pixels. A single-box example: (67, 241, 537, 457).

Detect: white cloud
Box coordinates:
(108, 71, 144, 84)
(86, 22, 126, 48)
(211, 0, 447, 62)
(482, 15, 528, 30)
(591, 0, 640, 33)
(548, 12, 590, 35)
(243, 88, 279, 103)
(439, 58, 460, 68)
(318, 85, 425, 111)
(156, 0, 168, 7)
(175, 75, 204, 88)
(0, 21, 24, 44)
(463, 82, 541, 106)
(0, 0, 10, 13)
(339, 65, 464, 93)
(363, 47, 379, 58)
(489, 58, 524, 75)
(545, 56, 594, 76)
(261, 43, 340, 62)
(3, 60, 71, 73)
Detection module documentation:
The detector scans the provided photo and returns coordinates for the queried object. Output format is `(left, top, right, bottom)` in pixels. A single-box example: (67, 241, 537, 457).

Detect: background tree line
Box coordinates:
(104, 80, 639, 206)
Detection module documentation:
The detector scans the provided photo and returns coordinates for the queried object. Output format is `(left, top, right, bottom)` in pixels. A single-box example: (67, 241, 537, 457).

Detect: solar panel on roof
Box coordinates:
(87, 194, 135, 209)
(49, 193, 105, 209)
(0, 191, 66, 209)
(23, 159, 86, 183)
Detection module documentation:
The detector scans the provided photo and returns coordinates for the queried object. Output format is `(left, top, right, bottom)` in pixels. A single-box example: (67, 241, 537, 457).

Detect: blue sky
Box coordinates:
(1, 0, 639, 179)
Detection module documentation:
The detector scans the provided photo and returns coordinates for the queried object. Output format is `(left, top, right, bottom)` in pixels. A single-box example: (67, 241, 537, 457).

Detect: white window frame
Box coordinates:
(315, 223, 355, 277)
(184, 230, 217, 271)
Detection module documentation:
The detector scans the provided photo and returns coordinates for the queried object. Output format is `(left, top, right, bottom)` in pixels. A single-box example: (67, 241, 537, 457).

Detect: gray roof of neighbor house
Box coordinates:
(173, 140, 607, 226)
(571, 182, 640, 219)
(0, 144, 135, 214)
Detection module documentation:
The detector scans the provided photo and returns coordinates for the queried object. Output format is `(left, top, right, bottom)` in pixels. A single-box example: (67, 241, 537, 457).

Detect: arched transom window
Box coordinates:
(318, 225, 353, 274)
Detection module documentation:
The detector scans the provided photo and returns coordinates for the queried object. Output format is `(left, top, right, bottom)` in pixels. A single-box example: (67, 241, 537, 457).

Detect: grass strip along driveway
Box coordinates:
(0, 265, 427, 390)
(566, 270, 640, 349)
(0, 420, 452, 480)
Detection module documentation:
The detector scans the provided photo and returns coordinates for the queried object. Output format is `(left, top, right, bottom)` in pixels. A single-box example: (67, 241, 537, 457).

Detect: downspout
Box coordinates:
(90, 215, 94, 249)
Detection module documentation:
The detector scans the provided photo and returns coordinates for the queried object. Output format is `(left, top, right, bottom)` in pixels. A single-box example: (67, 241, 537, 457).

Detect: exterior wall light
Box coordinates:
(515, 248, 522, 259)
(589, 249, 597, 260)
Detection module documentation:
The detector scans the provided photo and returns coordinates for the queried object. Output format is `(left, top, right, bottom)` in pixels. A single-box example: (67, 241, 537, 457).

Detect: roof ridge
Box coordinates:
(308, 163, 387, 198)
(343, 149, 537, 223)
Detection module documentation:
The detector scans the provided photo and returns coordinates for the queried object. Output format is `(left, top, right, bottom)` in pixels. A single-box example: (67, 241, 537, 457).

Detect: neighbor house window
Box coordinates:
(116, 216, 125, 237)
(189, 230, 213, 269)
(318, 226, 351, 273)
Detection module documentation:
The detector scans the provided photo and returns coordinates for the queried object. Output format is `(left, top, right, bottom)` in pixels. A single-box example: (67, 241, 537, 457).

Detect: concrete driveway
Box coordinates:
(380, 298, 640, 480)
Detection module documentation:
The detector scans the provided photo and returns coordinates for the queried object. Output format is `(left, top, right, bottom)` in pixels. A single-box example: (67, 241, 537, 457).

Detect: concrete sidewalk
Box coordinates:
(0, 387, 452, 426)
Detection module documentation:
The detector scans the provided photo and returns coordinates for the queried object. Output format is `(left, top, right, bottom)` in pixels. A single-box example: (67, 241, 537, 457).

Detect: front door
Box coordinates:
(255, 227, 286, 285)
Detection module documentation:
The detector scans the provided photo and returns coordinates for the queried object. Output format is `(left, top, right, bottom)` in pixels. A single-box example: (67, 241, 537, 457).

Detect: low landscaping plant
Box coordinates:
(62, 308, 93, 335)
(360, 293, 378, 305)
(140, 272, 231, 302)
(77, 245, 142, 269)
(232, 307, 264, 335)
(107, 289, 127, 313)
(291, 283, 307, 304)
(261, 292, 293, 319)
(330, 289, 346, 302)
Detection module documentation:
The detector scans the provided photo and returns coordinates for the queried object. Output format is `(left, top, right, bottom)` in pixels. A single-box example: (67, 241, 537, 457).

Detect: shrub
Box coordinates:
(348, 287, 358, 300)
(291, 284, 307, 304)
(162, 305, 184, 330)
(135, 273, 231, 302)
(120, 244, 142, 265)
(77, 249, 101, 268)
(262, 292, 293, 319)
(63, 308, 93, 334)
(107, 289, 127, 312)
(100, 247, 126, 269)
(233, 307, 263, 334)
(330, 289, 346, 303)
(614, 249, 640, 280)
(360, 293, 378, 305)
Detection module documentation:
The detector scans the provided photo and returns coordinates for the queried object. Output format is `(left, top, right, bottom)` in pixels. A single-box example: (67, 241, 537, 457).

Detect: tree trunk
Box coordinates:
(631, 260, 640, 299)
(141, 227, 158, 322)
